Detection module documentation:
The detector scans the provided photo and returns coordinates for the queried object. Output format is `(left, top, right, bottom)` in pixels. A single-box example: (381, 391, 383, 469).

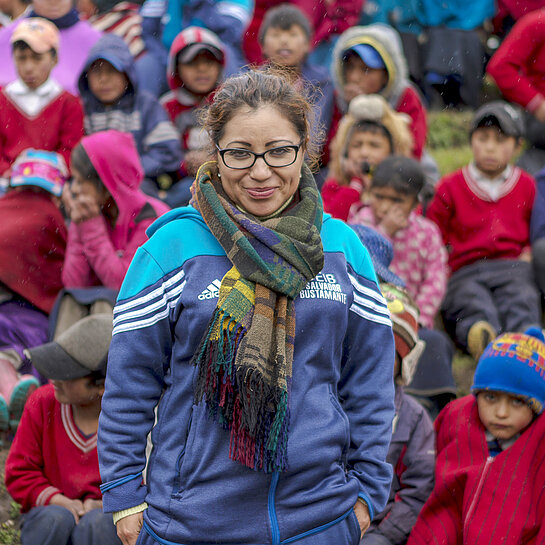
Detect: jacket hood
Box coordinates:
(78, 34, 138, 99)
(332, 24, 408, 111)
(167, 26, 225, 93)
(81, 130, 155, 247)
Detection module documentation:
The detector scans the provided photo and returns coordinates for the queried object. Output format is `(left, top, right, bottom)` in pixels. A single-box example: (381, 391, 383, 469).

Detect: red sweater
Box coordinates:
(5, 385, 101, 513)
(426, 166, 535, 273)
(487, 9, 545, 112)
(0, 88, 84, 176)
(408, 396, 545, 545)
(396, 86, 427, 160)
(321, 176, 363, 221)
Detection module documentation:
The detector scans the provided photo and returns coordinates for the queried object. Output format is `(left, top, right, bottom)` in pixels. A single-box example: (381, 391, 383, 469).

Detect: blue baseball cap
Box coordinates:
(344, 43, 385, 70)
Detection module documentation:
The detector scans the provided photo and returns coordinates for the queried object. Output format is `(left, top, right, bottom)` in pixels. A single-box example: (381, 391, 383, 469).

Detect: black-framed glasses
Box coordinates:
(215, 142, 303, 170)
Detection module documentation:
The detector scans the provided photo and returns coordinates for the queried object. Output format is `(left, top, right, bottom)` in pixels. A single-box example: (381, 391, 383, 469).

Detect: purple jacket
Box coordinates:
(362, 386, 435, 545)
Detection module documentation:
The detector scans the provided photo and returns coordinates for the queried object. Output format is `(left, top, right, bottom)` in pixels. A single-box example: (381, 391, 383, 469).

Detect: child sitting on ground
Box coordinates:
(0, 150, 67, 435)
(0, 18, 83, 181)
(259, 3, 335, 150)
(322, 94, 412, 222)
(5, 314, 122, 545)
(427, 101, 540, 360)
(361, 283, 434, 545)
(78, 34, 181, 183)
(57, 130, 169, 336)
(160, 26, 225, 207)
(408, 328, 545, 544)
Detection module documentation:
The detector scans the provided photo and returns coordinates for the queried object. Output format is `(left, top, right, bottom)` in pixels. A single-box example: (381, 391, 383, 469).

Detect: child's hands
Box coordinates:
(379, 204, 409, 237)
(185, 149, 211, 177)
(82, 498, 103, 513)
(117, 511, 143, 545)
(342, 157, 371, 190)
(353, 500, 371, 539)
(63, 184, 101, 223)
(343, 82, 366, 104)
(49, 493, 85, 523)
(535, 101, 545, 123)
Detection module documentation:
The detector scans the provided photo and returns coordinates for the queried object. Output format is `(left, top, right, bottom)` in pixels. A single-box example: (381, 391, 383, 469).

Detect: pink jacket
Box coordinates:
(62, 131, 169, 290)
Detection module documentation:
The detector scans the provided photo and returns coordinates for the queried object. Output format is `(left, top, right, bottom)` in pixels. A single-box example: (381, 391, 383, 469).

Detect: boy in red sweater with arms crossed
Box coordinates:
(408, 327, 545, 545)
(427, 101, 540, 360)
(0, 18, 83, 181)
(5, 314, 122, 545)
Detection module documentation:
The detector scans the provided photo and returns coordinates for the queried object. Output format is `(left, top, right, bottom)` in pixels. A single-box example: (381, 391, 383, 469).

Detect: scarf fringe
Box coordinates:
(193, 310, 289, 473)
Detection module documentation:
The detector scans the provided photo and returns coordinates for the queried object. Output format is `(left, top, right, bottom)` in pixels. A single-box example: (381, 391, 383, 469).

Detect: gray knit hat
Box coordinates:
(26, 314, 113, 380)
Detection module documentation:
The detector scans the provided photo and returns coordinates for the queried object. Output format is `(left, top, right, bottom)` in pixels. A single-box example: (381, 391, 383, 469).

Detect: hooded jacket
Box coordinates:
(62, 130, 169, 291)
(331, 24, 427, 159)
(78, 34, 182, 178)
(98, 205, 396, 544)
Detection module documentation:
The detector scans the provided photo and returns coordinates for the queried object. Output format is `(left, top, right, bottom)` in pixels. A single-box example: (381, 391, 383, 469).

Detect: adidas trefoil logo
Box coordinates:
(198, 279, 222, 300)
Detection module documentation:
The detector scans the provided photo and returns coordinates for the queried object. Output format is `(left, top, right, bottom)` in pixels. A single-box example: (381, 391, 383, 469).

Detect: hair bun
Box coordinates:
(348, 94, 386, 122)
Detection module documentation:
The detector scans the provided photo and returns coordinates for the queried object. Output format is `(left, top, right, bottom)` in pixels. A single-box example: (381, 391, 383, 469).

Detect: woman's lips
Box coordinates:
(245, 187, 276, 199)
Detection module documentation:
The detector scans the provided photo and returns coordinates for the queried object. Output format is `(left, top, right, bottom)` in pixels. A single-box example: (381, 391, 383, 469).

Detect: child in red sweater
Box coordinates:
(0, 18, 84, 180)
(427, 101, 540, 360)
(5, 314, 121, 545)
(408, 327, 545, 545)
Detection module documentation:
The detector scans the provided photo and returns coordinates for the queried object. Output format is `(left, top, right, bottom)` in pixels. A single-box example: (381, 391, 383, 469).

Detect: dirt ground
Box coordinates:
(0, 444, 20, 544)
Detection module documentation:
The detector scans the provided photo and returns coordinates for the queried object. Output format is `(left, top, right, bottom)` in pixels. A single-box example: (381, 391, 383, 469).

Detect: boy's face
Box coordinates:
(470, 126, 519, 178)
(347, 129, 392, 170)
(477, 391, 533, 440)
(343, 54, 388, 102)
(51, 376, 104, 406)
(178, 51, 221, 95)
(87, 59, 129, 105)
(262, 24, 310, 68)
(13, 47, 57, 90)
(369, 186, 416, 224)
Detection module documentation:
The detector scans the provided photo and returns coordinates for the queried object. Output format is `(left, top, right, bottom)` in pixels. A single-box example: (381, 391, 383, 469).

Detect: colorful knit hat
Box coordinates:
(380, 283, 425, 385)
(10, 149, 68, 197)
(472, 327, 545, 414)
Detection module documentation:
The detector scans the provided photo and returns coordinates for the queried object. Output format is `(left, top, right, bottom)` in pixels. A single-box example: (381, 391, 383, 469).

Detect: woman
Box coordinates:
(98, 70, 395, 545)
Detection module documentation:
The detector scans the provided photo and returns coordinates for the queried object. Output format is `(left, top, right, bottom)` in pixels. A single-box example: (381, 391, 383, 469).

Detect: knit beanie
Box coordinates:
(380, 283, 425, 385)
(10, 149, 68, 197)
(472, 327, 545, 414)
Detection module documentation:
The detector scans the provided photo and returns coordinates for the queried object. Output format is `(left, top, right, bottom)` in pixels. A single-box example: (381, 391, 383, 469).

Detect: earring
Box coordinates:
(218, 172, 221, 179)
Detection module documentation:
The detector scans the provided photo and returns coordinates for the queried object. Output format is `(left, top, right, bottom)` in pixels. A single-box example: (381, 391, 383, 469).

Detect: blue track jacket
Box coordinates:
(98, 206, 395, 545)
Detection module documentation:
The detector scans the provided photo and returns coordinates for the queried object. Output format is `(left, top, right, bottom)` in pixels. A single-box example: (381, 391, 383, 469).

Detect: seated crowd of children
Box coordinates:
(2, 0, 545, 543)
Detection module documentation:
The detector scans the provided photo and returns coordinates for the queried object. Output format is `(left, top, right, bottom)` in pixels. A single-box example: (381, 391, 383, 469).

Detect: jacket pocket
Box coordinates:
(172, 407, 195, 496)
(328, 385, 350, 465)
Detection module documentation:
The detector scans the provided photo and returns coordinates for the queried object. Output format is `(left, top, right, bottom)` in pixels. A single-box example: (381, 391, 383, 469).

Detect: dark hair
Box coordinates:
(258, 3, 312, 44)
(70, 144, 103, 190)
(201, 68, 322, 170)
(12, 40, 56, 57)
(371, 155, 425, 197)
(348, 121, 393, 155)
(87, 366, 107, 387)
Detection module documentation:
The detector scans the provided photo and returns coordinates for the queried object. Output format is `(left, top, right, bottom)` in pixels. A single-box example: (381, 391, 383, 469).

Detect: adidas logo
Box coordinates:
(198, 279, 222, 300)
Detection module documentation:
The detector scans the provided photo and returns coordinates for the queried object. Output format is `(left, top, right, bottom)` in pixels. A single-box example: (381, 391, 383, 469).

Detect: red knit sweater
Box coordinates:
(5, 385, 101, 514)
(0, 88, 84, 176)
(426, 166, 535, 273)
(407, 396, 545, 545)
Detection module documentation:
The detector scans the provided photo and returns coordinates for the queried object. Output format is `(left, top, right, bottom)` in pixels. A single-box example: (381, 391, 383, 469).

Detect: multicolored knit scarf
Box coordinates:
(190, 161, 324, 473)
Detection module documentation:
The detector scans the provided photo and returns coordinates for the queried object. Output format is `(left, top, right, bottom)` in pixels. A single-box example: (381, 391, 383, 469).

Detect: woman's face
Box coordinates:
(216, 104, 305, 217)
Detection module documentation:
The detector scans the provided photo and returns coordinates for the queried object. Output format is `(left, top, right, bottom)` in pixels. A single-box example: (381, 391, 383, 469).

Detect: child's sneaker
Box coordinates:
(467, 320, 497, 361)
(9, 375, 39, 432)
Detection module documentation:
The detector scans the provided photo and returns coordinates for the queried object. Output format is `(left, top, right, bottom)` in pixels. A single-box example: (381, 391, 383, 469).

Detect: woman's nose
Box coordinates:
(249, 157, 271, 180)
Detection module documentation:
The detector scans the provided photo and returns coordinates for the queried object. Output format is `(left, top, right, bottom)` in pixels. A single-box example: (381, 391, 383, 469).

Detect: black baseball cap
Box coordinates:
(471, 101, 524, 139)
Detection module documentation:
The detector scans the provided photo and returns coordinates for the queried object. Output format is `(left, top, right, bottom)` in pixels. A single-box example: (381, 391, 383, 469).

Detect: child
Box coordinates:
(427, 101, 540, 360)
(408, 328, 545, 544)
(77, 34, 182, 182)
(160, 26, 225, 206)
(5, 314, 122, 545)
(0, 18, 84, 179)
(322, 94, 413, 221)
(362, 283, 434, 545)
(58, 130, 169, 334)
(259, 3, 335, 146)
(350, 156, 447, 330)
(0, 149, 67, 435)
(331, 23, 427, 160)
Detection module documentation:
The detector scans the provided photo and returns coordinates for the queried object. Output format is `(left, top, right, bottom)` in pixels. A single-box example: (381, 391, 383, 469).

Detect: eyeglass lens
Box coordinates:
(222, 146, 297, 169)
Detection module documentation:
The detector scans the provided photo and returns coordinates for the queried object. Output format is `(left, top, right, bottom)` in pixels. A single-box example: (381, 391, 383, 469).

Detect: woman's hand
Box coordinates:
(49, 493, 85, 523)
(354, 500, 371, 539)
(117, 512, 143, 545)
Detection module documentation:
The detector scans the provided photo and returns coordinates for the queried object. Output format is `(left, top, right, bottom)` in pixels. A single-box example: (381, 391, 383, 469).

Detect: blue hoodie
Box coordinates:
(98, 206, 395, 545)
(78, 34, 182, 178)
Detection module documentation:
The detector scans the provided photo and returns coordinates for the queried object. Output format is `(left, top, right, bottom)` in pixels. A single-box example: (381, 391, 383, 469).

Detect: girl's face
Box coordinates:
(346, 128, 392, 170)
(216, 104, 305, 217)
(70, 168, 110, 208)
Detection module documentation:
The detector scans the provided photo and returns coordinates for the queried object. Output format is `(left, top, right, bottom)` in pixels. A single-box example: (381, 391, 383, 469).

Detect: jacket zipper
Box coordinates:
(464, 456, 493, 527)
(268, 471, 280, 545)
